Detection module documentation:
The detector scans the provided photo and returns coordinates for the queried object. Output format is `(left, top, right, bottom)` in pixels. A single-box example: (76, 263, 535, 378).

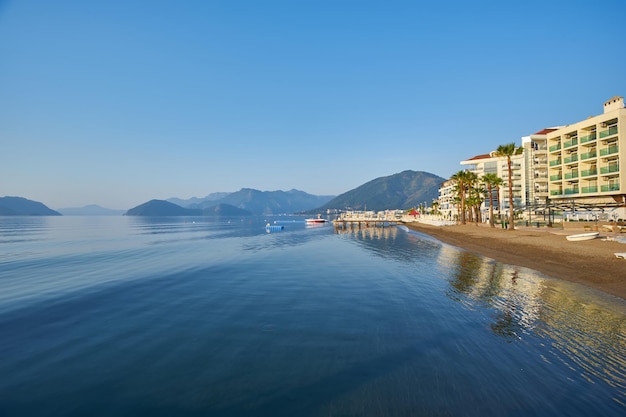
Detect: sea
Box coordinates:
(1, 215, 625, 417)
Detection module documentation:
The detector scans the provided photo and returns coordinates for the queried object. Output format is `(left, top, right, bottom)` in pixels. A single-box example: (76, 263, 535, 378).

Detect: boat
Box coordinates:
(305, 218, 328, 224)
(565, 232, 599, 241)
(615, 253, 626, 259)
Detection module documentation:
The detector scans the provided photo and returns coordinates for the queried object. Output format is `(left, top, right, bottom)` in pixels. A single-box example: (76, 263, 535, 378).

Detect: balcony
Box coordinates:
(601, 184, 621, 192)
(564, 171, 578, 180)
(580, 151, 596, 160)
(580, 169, 597, 177)
(600, 145, 619, 156)
(600, 165, 619, 174)
(564, 188, 579, 195)
(550, 190, 563, 196)
(599, 126, 618, 139)
(563, 155, 578, 164)
(580, 133, 597, 144)
(549, 174, 562, 181)
(549, 143, 562, 152)
(582, 186, 598, 193)
(549, 159, 562, 167)
(563, 138, 578, 148)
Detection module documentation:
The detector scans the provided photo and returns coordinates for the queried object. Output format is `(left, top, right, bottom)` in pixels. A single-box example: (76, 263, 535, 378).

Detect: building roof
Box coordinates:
(465, 153, 491, 161)
(533, 128, 558, 135)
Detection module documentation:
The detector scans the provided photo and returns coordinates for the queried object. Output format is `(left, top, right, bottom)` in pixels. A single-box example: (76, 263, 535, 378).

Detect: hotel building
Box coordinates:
(438, 96, 626, 222)
(459, 149, 526, 217)
(547, 96, 626, 213)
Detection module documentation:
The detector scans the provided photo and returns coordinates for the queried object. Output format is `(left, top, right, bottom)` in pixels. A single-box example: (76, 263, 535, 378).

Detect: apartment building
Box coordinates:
(437, 179, 457, 220)
(547, 96, 626, 211)
(522, 128, 558, 208)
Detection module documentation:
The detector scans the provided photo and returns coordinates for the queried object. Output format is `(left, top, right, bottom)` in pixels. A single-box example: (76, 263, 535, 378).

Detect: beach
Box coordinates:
(405, 222, 626, 301)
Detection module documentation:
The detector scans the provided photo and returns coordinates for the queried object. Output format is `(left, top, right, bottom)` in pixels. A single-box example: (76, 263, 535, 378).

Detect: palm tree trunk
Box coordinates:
(488, 185, 494, 227)
(507, 157, 514, 230)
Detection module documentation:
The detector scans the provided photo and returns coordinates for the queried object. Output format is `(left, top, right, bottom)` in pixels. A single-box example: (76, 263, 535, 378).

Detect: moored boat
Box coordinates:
(565, 232, 599, 241)
(305, 218, 328, 224)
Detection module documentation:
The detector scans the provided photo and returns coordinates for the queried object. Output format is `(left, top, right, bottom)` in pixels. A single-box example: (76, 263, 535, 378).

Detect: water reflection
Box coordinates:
(438, 245, 626, 403)
(336, 225, 626, 404)
(333, 223, 402, 241)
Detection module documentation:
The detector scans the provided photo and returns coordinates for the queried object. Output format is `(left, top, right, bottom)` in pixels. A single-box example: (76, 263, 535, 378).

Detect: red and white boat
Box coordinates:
(305, 217, 328, 224)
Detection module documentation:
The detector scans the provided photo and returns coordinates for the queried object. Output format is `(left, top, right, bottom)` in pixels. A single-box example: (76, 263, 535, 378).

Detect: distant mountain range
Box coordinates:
(2, 170, 447, 216)
(126, 200, 252, 217)
(57, 205, 125, 216)
(169, 189, 335, 216)
(0, 196, 61, 216)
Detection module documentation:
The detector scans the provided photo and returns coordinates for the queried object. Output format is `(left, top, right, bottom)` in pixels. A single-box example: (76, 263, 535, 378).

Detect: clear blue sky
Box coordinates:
(2, 0, 625, 209)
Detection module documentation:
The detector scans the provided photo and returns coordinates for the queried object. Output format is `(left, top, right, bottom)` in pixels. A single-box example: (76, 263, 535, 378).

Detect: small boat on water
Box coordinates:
(305, 215, 329, 224)
(566, 232, 599, 241)
(305, 218, 328, 224)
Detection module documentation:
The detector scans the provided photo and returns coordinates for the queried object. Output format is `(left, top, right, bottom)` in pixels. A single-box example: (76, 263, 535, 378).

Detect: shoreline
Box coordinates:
(404, 222, 626, 301)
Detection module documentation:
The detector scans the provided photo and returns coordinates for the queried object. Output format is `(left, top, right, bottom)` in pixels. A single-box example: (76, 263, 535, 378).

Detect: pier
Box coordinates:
(332, 211, 401, 229)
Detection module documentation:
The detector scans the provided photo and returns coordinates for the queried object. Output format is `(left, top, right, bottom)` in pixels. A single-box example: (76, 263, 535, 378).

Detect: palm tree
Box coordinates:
(451, 170, 470, 224)
(431, 200, 440, 216)
(466, 171, 480, 223)
(481, 173, 503, 228)
(493, 143, 523, 230)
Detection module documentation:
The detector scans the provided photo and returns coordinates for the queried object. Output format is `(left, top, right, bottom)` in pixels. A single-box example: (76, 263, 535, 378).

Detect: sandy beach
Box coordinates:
(405, 222, 626, 301)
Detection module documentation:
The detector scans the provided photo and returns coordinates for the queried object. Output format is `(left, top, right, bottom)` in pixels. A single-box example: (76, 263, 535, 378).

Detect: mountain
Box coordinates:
(125, 200, 203, 216)
(57, 205, 125, 216)
(202, 203, 252, 216)
(186, 189, 334, 216)
(0, 196, 62, 216)
(167, 192, 231, 208)
(125, 200, 252, 217)
(309, 170, 446, 213)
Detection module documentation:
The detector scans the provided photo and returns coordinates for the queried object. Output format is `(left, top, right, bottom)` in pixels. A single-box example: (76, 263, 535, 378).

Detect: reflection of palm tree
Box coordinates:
(493, 143, 523, 230)
(481, 173, 503, 228)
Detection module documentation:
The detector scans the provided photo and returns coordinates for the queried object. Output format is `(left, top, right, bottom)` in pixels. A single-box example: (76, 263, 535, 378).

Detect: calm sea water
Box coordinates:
(1, 216, 625, 417)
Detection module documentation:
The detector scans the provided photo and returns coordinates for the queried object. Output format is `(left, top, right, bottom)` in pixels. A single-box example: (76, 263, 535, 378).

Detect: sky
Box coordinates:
(2, 0, 625, 210)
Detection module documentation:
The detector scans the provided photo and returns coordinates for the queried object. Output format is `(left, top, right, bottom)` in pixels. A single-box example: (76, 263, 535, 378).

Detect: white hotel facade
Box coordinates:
(438, 96, 626, 222)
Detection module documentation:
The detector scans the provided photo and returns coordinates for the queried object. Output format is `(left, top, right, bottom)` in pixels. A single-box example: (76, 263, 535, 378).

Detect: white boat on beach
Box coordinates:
(565, 232, 599, 241)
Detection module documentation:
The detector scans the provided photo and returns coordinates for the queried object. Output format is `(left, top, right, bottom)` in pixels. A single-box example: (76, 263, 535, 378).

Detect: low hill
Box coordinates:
(125, 200, 202, 216)
(310, 170, 445, 213)
(0, 196, 61, 216)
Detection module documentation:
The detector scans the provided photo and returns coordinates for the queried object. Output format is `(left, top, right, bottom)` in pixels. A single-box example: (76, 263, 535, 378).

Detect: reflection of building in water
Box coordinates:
(435, 246, 546, 335)
(334, 224, 400, 240)
(435, 245, 626, 389)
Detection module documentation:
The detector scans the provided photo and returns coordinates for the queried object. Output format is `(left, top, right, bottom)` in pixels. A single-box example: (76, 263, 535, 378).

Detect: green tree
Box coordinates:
(481, 173, 503, 228)
(493, 143, 523, 230)
(465, 173, 482, 224)
(431, 200, 440, 216)
(451, 170, 479, 224)
(451, 170, 469, 224)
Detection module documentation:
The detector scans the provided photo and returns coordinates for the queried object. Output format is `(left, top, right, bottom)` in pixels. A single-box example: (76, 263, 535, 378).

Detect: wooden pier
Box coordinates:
(332, 211, 401, 229)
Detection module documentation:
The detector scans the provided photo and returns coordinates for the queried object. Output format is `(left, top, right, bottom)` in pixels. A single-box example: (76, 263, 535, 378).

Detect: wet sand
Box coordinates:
(405, 222, 626, 301)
